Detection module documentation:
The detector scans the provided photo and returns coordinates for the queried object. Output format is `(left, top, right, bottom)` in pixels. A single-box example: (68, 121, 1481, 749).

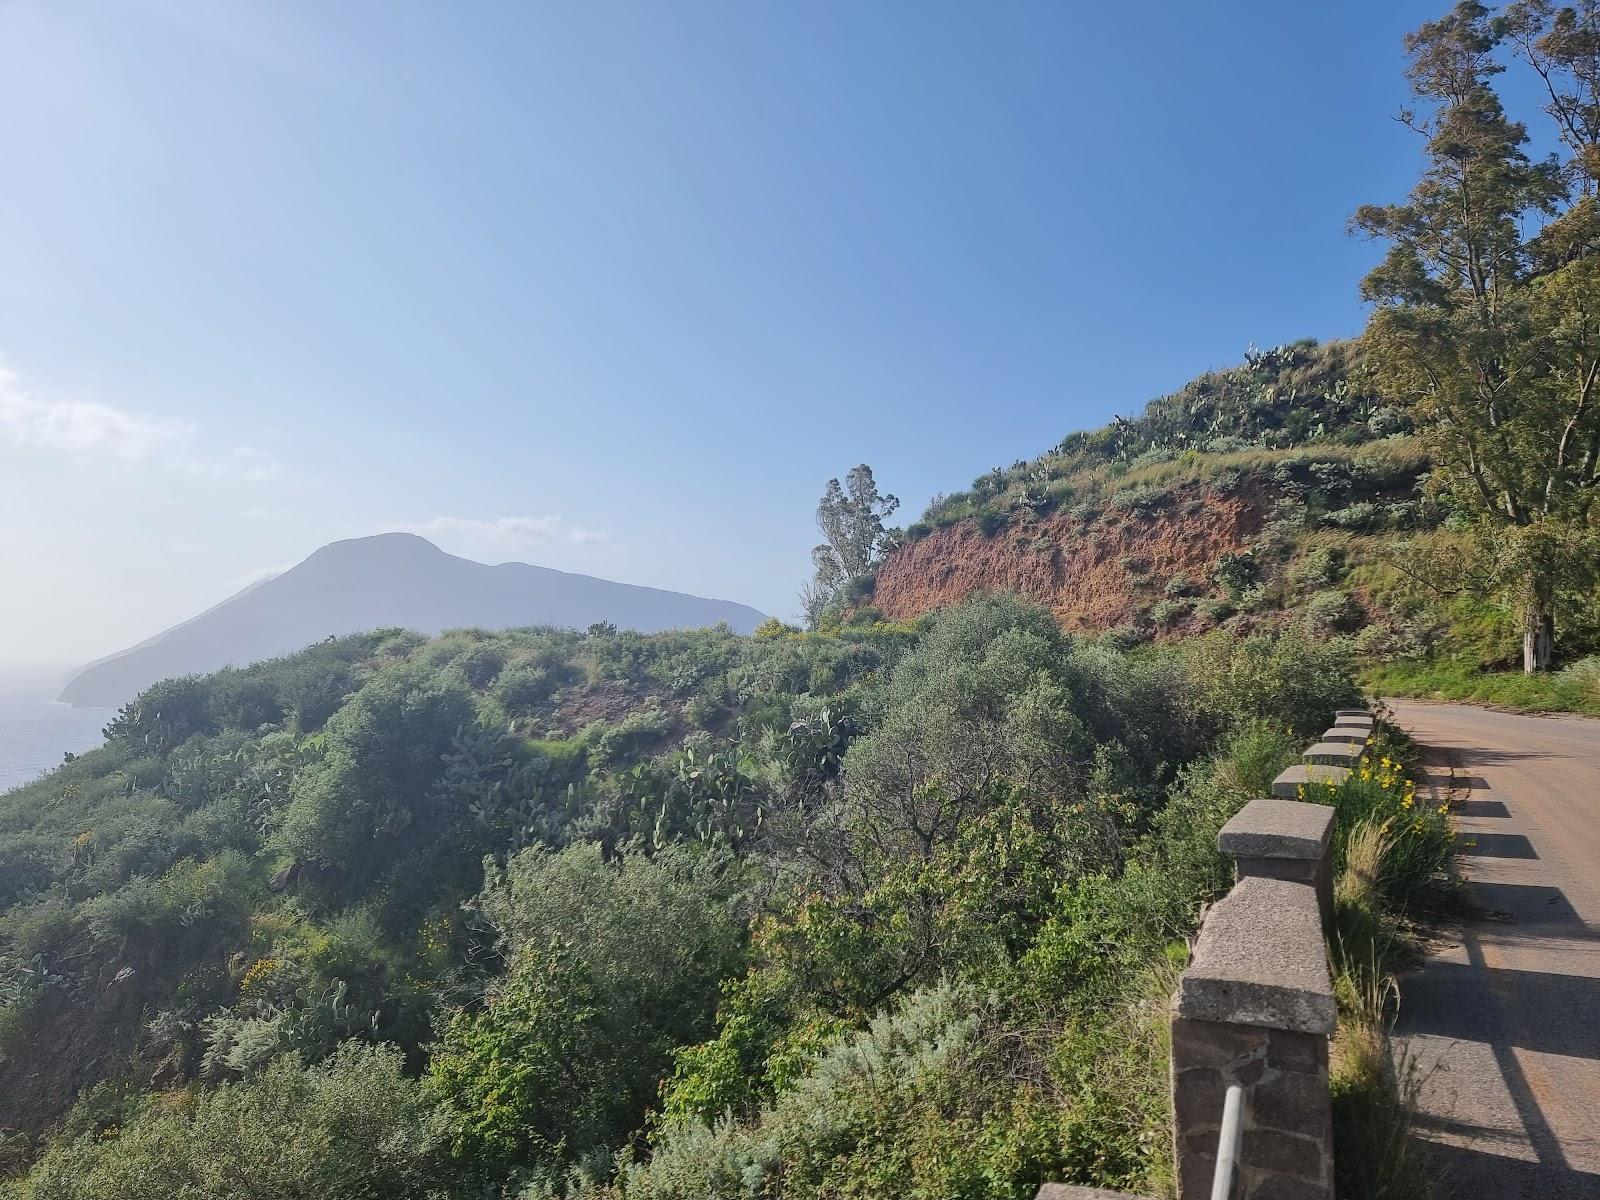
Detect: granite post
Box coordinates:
(1170, 877, 1336, 1200)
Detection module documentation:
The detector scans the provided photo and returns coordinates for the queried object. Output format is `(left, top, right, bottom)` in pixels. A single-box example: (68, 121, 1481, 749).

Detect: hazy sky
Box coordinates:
(2, 0, 1463, 664)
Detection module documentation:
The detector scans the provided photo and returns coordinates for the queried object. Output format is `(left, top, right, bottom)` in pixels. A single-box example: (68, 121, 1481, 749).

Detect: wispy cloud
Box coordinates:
(0, 366, 189, 461)
(226, 562, 294, 591)
(396, 516, 611, 559)
(0, 365, 284, 480)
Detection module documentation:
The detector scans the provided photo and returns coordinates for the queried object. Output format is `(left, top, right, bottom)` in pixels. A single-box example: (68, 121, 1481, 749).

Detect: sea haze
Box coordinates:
(0, 666, 114, 792)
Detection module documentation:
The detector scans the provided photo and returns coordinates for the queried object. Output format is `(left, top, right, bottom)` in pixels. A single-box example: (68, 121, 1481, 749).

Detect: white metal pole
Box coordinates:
(1211, 1083, 1245, 1200)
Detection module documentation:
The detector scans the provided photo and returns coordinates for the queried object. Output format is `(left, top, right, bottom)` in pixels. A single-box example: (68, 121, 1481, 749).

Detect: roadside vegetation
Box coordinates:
(1364, 656, 1600, 716)
(1, 600, 1360, 1199)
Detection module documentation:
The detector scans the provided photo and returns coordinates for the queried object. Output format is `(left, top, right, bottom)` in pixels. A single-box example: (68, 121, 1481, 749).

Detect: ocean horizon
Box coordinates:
(0, 666, 115, 792)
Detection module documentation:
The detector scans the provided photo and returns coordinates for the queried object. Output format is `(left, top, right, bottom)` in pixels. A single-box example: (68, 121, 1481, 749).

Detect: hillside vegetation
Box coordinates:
(830, 0, 1600, 694)
(852, 338, 1600, 699)
(2, 602, 1369, 1198)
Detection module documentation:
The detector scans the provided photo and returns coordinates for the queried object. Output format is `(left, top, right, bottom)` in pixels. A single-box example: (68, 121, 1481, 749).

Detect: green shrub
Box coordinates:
(1325, 501, 1383, 531)
(427, 939, 616, 1182)
(1106, 484, 1170, 514)
(496, 665, 562, 713)
(1236, 582, 1274, 612)
(1290, 545, 1347, 591)
(1180, 629, 1360, 738)
(1099, 624, 1149, 651)
(1559, 656, 1600, 708)
(614, 983, 1090, 1200)
(1305, 589, 1364, 634)
(448, 843, 745, 1176)
(683, 690, 727, 729)
(586, 708, 675, 769)
(1149, 598, 1194, 626)
(276, 663, 477, 888)
(1211, 551, 1258, 599)
(8, 1044, 441, 1200)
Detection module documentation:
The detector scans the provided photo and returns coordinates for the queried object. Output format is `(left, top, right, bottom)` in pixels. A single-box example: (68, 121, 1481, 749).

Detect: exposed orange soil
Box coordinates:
(872, 482, 1270, 631)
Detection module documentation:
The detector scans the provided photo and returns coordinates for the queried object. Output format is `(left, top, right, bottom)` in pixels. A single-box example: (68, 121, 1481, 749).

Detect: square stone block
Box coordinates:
(1303, 742, 1362, 767)
(1270, 764, 1350, 799)
(1219, 798, 1333, 861)
(1319, 727, 1367, 745)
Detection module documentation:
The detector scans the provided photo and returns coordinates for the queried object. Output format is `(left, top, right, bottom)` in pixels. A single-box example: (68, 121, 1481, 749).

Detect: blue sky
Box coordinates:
(1, 0, 1475, 661)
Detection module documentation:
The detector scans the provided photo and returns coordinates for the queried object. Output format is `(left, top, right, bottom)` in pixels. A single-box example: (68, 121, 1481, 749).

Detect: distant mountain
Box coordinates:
(59, 533, 767, 708)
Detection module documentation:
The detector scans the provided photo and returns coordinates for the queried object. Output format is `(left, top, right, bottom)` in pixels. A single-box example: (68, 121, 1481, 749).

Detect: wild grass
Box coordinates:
(1321, 733, 1454, 1200)
(1329, 960, 1433, 1200)
(1115, 438, 1427, 493)
(1364, 658, 1600, 717)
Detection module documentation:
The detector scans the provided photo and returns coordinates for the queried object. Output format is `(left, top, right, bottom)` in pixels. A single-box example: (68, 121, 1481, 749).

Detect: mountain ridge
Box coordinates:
(59, 533, 767, 708)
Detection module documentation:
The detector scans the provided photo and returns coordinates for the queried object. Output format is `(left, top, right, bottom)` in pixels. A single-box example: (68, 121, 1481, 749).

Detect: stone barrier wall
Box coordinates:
(1034, 708, 1377, 1200)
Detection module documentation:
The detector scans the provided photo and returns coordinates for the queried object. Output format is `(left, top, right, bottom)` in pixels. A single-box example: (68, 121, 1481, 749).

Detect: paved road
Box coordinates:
(1386, 700, 1600, 1199)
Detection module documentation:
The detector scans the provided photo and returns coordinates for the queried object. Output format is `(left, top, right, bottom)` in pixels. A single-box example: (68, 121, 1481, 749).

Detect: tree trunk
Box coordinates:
(1523, 607, 1555, 674)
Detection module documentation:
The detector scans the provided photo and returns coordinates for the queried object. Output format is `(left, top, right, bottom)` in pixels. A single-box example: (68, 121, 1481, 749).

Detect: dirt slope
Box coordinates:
(872, 481, 1270, 630)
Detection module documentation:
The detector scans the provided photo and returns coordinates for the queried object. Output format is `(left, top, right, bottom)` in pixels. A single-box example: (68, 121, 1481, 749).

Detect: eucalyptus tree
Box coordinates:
(803, 464, 900, 627)
(1355, 1, 1600, 670)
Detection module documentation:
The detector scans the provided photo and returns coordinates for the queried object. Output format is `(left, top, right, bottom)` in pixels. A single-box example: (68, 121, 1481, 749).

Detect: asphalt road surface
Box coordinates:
(1386, 700, 1600, 1199)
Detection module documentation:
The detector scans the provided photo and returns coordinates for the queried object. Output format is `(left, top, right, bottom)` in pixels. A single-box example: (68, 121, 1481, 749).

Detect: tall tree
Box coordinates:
(1354, 1, 1600, 671)
(1504, 0, 1600, 192)
(803, 465, 899, 627)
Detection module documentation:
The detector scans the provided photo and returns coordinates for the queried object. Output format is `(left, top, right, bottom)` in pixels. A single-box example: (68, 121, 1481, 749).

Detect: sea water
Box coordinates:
(0, 666, 115, 792)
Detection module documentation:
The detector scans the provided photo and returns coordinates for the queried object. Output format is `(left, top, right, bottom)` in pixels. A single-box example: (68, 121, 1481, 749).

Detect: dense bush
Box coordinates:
(428, 939, 617, 1181)
(276, 662, 479, 891)
(1178, 629, 1362, 738)
(429, 843, 747, 1183)
(6, 1044, 442, 1200)
(592, 983, 1079, 1200)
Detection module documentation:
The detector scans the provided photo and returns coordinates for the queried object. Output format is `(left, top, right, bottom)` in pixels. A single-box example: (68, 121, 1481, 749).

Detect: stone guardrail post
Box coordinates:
(1170, 876, 1337, 1200)
(1218, 796, 1335, 925)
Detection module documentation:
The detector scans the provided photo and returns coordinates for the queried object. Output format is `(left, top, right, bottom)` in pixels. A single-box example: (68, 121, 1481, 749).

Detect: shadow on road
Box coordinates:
(1417, 1138, 1600, 1200)
(1401, 959, 1600, 1059)
(1454, 747, 1561, 766)
(1455, 798, 1512, 818)
(1472, 882, 1588, 924)
(1461, 832, 1541, 859)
